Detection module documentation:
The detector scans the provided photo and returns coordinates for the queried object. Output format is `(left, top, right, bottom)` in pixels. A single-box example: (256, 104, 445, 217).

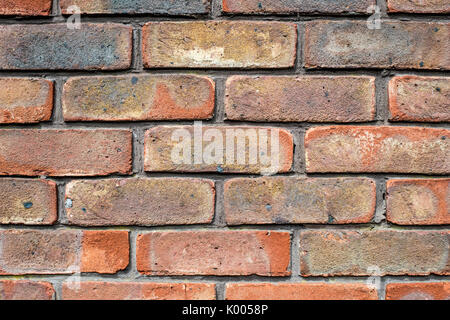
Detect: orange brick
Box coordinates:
(0, 281, 54, 300)
(386, 282, 450, 300)
(0, 0, 52, 16)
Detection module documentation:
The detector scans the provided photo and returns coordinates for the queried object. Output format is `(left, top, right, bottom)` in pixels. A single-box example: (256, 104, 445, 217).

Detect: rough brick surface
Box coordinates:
(144, 126, 293, 174)
(137, 231, 291, 276)
(0, 281, 54, 300)
(0, 0, 52, 16)
(387, 179, 450, 225)
(226, 283, 378, 300)
(61, 0, 211, 15)
(305, 126, 449, 174)
(0, 129, 132, 176)
(389, 76, 450, 122)
(0, 24, 132, 70)
(387, 0, 450, 13)
(142, 21, 297, 69)
(300, 230, 449, 276)
(304, 21, 449, 70)
(65, 178, 215, 226)
(225, 76, 376, 122)
(63, 282, 216, 300)
(223, 0, 375, 14)
(224, 177, 376, 225)
(386, 282, 450, 300)
(63, 75, 215, 121)
(0, 78, 53, 123)
(0, 230, 129, 275)
(0, 179, 57, 225)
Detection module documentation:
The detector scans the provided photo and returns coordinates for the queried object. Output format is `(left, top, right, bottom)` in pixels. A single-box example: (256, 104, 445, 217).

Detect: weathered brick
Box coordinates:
(65, 178, 215, 226)
(389, 76, 450, 122)
(0, 0, 52, 16)
(62, 282, 215, 300)
(305, 126, 449, 174)
(0, 281, 54, 300)
(0, 179, 57, 225)
(300, 230, 449, 276)
(226, 283, 378, 300)
(0, 230, 129, 275)
(0, 24, 132, 70)
(225, 76, 375, 122)
(142, 21, 297, 69)
(387, 0, 450, 13)
(386, 282, 450, 300)
(144, 126, 293, 174)
(0, 129, 132, 176)
(387, 179, 449, 225)
(304, 21, 449, 70)
(63, 75, 215, 121)
(223, 0, 375, 14)
(61, 0, 211, 15)
(224, 177, 376, 225)
(0, 78, 53, 123)
(137, 231, 291, 276)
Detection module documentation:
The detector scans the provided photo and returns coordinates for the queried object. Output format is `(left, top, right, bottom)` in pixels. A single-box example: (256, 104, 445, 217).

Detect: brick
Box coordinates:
(137, 231, 291, 276)
(144, 126, 293, 174)
(305, 126, 449, 174)
(61, 0, 210, 15)
(300, 230, 449, 276)
(387, 0, 450, 13)
(226, 283, 378, 300)
(142, 21, 297, 69)
(0, 0, 52, 16)
(224, 177, 376, 225)
(0, 230, 129, 275)
(225, 76, 375, 122)
(0, 281, 54, 300)
(386, 179, 450, 225)
(223, 0, 375, 14)
(386, 282, 450, 300)
(63, 75, 215, 121)
(0, 179, 57, 225)
(0, 129, 132, 176)
(304, 21, 449, 70)
(65, 178, 215, 226)
(62, 282, 215, 300)
(389, 76, 450, 122)
(0, 24, 132, 70)
(0, 78, 53, 123)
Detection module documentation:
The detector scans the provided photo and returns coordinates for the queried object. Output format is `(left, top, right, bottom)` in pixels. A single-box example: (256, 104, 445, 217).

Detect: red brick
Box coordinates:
(387, 179, 449, 225)
(304, 21, 449, 70)
(387, 0, 450, 13)
(144, 126, 293, 174)
(225, 76, 375, 122)
(224, 177, 376, 225)
(223, 0, 375, 14)
(389, 76, 450, 122)
(0, 0, 52, 16)
(0, 129, 132, 176)
(226, 283, 378, 300)
(386, 282, 450, 300)
(0, 230, 129, 275)
(0, 24, 132, 70)
(300, 230, 449, 276)
(0, 179, 57, 225)
(0, 281, 54, 300)
(137, 231, 291, 276)
(0, 78, 53, 124)
(305, 126, 449, 174)
(142, 21, 297, 69)
(62, 282, 215, 300)
(63, 75, 215, 121)
(65, 178, 215, 226)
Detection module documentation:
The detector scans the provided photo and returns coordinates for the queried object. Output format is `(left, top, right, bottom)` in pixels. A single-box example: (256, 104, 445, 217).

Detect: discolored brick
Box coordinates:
(0, 281, 54, 300)
(386, 282, 450, 300)
(387, 0, 450, 13)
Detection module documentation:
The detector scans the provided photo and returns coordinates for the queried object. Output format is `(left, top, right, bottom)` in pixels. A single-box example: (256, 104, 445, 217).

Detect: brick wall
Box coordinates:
(0, 0, 448, 300)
